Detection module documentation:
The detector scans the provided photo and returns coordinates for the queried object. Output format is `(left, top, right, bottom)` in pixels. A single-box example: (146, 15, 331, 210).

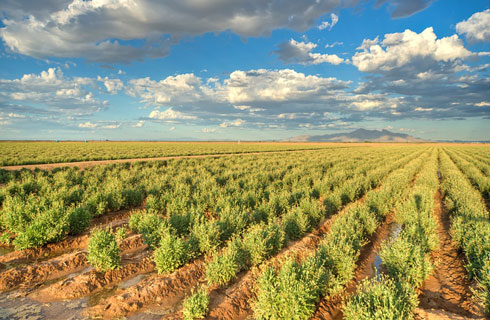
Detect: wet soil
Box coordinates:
(0, 234, 145, 294)
(416, 190, 485, 318)
(311, 215, 400, 320)
(87, 259, 205, 318)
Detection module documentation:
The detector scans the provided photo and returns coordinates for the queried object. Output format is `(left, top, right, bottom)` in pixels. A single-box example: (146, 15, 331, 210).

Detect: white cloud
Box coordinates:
(325, 41, 343, 48)
(278, 113, 297, 119)
(0, 67, 104, 116)
(476, 101, 490, 107)
(201, 128, 217, 133)
(8, 112, 25, 118)
(169, 126, 176, 131)
(78, 121, 97, 129)
(456, 9, 490, 43)
(97, 76, 124, 94)
(352, 27, 472, 73)
(128, 73, 210, 106)
(0, 0, 343, 62)
(220, 119, 245, 128)
(275, 39, 346, 65)
(148, 108, 197, 120)
(117, 70, 125, 75)
(318, 13, 338, 31)
(78, 121, 120, 129)
(133, 120, 145, 127)
(233, 105, 252, 110)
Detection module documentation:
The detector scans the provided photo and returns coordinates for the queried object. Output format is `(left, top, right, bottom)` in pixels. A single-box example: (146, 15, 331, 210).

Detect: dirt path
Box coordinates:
(0, 148, 335, 171)
(415, 190, 484, 319)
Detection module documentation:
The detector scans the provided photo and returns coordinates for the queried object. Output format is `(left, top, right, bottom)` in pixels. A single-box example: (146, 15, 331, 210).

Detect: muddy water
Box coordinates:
(371, 221, 402, 281)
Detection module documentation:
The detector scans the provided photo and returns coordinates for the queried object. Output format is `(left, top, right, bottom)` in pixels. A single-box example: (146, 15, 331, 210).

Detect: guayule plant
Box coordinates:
(343, 276, 417, 320)
(87, 228, 120, 272)
(182, 288, 209, 320)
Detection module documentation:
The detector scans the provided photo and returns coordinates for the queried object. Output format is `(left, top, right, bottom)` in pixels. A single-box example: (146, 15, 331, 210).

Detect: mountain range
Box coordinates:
(284, 129, 427, 142)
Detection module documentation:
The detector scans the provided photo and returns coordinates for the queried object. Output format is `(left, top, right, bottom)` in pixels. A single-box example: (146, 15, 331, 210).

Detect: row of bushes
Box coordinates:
(2, 147, 385, 249)
(440, 150, 490, 313)
(251, 149, 429, 319)
(127, 147, 418, 276)
(343, 148, 439, 319)
(446, 148, 490, 199)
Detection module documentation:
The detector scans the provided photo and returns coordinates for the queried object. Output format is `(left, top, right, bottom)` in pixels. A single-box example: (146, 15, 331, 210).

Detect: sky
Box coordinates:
(0, 0, 489, 141)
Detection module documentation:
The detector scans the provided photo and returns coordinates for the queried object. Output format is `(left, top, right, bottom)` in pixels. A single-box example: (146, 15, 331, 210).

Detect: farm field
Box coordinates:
(0, 141, 347, 167)
(0, 144, 489, 320)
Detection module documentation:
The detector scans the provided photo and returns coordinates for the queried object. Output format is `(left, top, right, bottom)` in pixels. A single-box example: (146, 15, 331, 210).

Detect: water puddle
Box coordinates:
(371, 222, 402, 281)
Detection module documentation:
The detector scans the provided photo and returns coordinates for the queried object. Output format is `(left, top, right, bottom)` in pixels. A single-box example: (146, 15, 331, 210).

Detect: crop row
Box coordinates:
(343, 148, 439, 319)
(445, 147, 490, 199)
(439, 149, 490, 313)
(82, 147, 426, 318)
(250, 148, 429, 319)
(0, 147, 419, 250)
(0, 141, 340, 166)
(124, 147, 423, 276)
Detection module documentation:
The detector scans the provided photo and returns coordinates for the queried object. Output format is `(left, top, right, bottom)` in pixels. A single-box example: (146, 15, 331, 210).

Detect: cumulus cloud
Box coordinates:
(78, 121, 97, 129)
(325, 41, 343, 48)
(352, 27, 472, 73)
(0, 67, 106, 116)
(376, 0, 435, 18)
(318, 13, 338, 31)
(275, 39, 346, 65)
(148, 108, 197, 120)
(201, 128, 217, 133)
(456, 9, 490, 43)
(97, 76, 124, 94)
(133, 120, 145, 127)
(0, 0, 343, 62)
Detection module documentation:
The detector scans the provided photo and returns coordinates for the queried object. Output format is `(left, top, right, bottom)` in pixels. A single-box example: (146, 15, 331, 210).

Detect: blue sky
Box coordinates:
(0, 0, 489, 141)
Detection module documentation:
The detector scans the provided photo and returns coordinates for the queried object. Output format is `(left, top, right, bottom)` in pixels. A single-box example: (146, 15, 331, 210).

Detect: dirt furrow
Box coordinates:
(0, 207, 137, 266)
(0, 234, 145, 293)
(415, 190, 484, 319)
(87, 259, 205, 318)
(33, 250, 154, 301)
(311, 214, 397, 320)
(205, 195, 372, 320)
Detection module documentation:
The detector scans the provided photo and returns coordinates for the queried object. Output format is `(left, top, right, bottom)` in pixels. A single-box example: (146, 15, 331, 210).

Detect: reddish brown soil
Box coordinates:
(34, 250, 154, 301)
(205, 195, 372, 320)
(0, 234, 145, 293)
(0, 207, 137, 266)
(416, 190, 484, 318)
(0, 251, 88, 292)
(311, 214, 397, 320)
(87, 259, 205, 318)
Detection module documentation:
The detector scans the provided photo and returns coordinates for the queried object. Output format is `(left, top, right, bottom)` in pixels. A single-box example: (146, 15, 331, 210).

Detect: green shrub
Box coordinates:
(154, 233, 196, 274)
(343, 276, 417, 320)
(67, 207, 91, 235)
(243, 223, 284, 266)
(114, 227, 127, 242)
(192, 220, 222, 255)
(253, 254, 327, 320)
(206, 238, 247, 286)
(87, 228, 121, 272)
(182, 288, 209, 320)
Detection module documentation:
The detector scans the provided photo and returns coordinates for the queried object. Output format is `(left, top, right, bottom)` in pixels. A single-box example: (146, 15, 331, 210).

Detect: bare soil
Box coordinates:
(416, 190, 485, 318)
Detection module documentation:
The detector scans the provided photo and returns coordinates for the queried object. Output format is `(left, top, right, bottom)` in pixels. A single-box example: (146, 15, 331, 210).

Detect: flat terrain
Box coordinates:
(0, 144, 488, 320)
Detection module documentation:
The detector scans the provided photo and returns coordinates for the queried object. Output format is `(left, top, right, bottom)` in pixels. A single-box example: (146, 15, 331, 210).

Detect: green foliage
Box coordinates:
(182, 288, 209, 320)
(343, 276, 418, 320)
(253, 255, 327, 320)
(206, 238, 248, 286)
(114, 227, 127, 242)
(87, 228, 121, 272)
(154, 232, 194, 274)
(67, 207, 91, 235)
(243, 223, 284, 266)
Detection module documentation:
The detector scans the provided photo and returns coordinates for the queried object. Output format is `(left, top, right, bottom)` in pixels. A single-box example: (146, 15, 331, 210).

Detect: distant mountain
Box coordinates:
(285, 129, 427, 142)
